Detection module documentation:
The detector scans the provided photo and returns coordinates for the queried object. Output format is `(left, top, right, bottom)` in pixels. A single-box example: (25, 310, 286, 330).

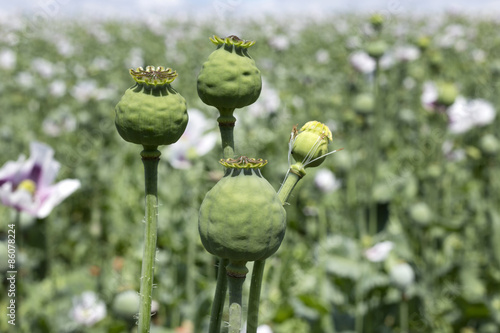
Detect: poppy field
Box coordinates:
(0, 8, 500, 333)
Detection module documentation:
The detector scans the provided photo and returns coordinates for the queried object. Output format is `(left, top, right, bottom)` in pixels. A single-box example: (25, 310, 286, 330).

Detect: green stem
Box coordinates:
(368, 59, 381, 235)
(355, 283, 364, 333)
(138, 147, 161, 333)
(247, 260, 265, 333)
(355, 305, 364, 333)
(186, 216, 196, 315)
(400, 295, 408, 333)
(44, 214, 53, 278)
(217, 108, 236, 159)
(208, 258, 229, 333)
(209, 107, 236, 333)
(226, 261, 248, 333)
(278, 168, 303, 205)
(247, 168, 302, 332)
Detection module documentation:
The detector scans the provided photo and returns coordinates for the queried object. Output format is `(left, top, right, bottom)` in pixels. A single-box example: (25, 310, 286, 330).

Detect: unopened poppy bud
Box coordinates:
(291, 121, 332, 168)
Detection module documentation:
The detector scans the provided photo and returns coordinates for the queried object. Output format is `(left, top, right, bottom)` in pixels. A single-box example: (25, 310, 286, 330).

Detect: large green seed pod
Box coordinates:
(197, 35, 262, 110)
(115, 66, 188, 147)
(199, 157, 286, 262)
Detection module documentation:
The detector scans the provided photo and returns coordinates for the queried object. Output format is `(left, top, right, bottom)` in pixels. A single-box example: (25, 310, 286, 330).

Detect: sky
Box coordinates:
(2, 0, 500, 20)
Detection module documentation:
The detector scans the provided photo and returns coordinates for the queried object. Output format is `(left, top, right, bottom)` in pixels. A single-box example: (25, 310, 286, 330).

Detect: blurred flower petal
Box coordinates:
(349, 51, 376, 74)
(447, 96, 496, 134)
(314, 169, 341, 193)
(365, 241, 394, 262)
(163, 109, 217, 169)
(0, 142, 80, 218)
(37, 179, 81, 219)
(70, 291, 106, 327)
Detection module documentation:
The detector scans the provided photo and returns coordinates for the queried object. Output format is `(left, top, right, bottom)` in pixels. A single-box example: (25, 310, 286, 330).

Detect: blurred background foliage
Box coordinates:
(0, 10, 500, 333)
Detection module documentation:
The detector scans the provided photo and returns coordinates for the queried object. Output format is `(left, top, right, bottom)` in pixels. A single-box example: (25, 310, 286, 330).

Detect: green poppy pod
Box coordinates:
(197, 35, 262, 110)
(115, 66, 188, 148)
(198, 157, 286, 262)
(366, 40, 387, 59)
(436, 82, 458, 107)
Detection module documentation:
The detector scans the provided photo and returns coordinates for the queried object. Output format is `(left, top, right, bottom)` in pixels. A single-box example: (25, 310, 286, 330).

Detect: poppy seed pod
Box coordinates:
(366, 40, 387, 59)
(436, 82, 458, 107)
(115, 66, 188, 148)
(369, 13, 384, 32)
(198, 157, 286, 262)
(197, 35, 262, 111)
(389, 262, 415, 289)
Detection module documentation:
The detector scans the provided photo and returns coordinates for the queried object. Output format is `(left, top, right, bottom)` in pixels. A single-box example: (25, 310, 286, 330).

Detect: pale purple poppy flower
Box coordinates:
(54, 37, 75, 57)
(71, 80, 97, 103)
(269, 35, 290, 51)
(42, 108, 77, 137)
(349, 51, 376, 74)
(17, 72, 34, 89)
(315, 49, 330, 64)
(248, 79, 280, 117)
(163, 109, 217, 169)
(380, 45, 420, 70)
(0, 49, 16, 69)
(49, 80, 67, 98)
(394, 45, 420, 62)
(31, 58, 55, 79)
(442, 140, 466, 162)
(0, 142, 81, 219)
(314, 169, 341, 193)
(447, 96, 496, 134)
(364, 241, 394, 262)
(70, 291, 107, 327)
(420, 81, 439, 111)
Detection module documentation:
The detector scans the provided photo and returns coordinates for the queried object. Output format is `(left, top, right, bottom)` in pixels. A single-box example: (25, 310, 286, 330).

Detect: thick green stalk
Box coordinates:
(209, 108, 236, 333)
(208, 258, 228, 333)
(368, 59, 381, 235)
(138, 147, 161, 333)
(217, 108, 236, 159)
(355, 286, 364, 333)
(227, 261, 248, 333)
(278, 168, 303, 205)
(247, 260, 265, 333)
(247, 168, 302, 333)
(400, 296, 409, 333)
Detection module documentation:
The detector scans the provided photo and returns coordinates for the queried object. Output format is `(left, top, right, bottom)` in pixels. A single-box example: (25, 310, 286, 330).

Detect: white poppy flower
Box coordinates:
(364, 241, 394, 262)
